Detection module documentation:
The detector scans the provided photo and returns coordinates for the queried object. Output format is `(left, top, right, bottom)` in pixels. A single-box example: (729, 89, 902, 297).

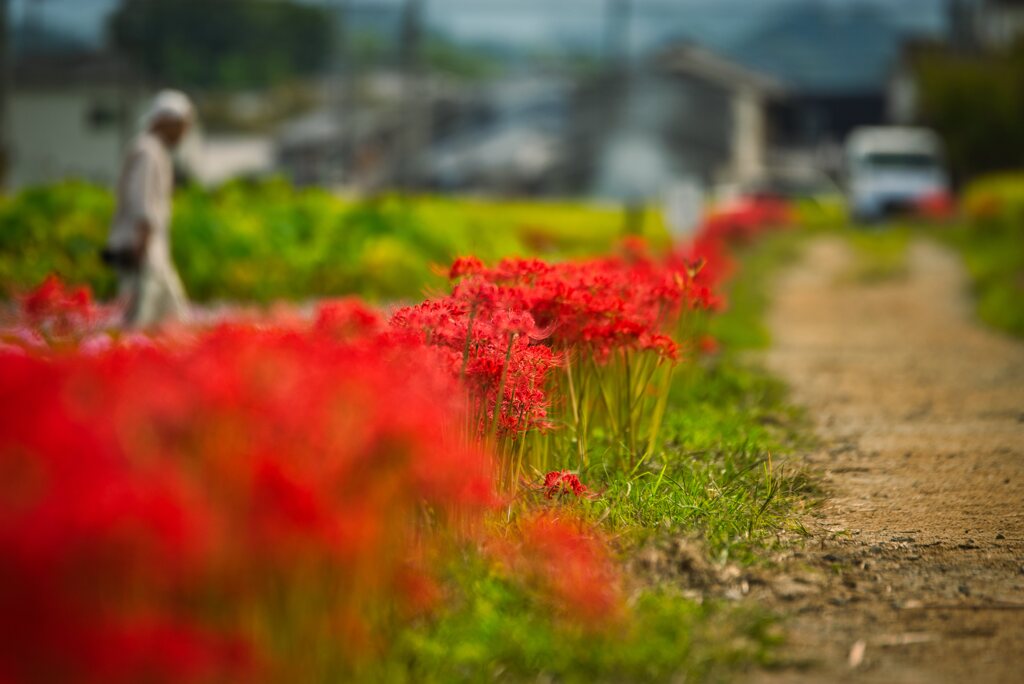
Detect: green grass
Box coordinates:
(939, 220, 1024, 337)
(386, 564, 780, 683)
(947, 174, 1024, 338)
(580, 360, 813, 565)
(386, 355, 811, 680)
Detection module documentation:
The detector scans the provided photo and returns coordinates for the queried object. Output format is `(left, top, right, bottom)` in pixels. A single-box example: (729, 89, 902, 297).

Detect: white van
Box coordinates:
(845, 127, 949, 221)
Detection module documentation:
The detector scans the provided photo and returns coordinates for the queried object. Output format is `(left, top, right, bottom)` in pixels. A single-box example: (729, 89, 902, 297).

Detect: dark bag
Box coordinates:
(100, 247, 142, 271)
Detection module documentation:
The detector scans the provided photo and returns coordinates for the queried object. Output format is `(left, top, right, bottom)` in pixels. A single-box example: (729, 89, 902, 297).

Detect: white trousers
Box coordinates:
(118, 259, 190, 329)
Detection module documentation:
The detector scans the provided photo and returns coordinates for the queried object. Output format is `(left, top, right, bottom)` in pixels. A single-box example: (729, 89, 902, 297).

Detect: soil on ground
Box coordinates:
(753, 237, 1024, 683)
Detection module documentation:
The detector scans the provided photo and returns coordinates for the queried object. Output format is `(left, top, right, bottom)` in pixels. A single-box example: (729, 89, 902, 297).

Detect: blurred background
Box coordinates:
(3, 0, 1021, 196)
(0, 0, 1022, 304)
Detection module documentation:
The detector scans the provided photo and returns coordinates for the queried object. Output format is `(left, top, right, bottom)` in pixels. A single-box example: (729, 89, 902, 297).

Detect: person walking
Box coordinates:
(104, 90, 194, 328)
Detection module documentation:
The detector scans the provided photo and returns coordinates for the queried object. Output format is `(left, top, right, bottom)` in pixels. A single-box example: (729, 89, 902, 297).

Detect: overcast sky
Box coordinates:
(10, 0, 947, 53)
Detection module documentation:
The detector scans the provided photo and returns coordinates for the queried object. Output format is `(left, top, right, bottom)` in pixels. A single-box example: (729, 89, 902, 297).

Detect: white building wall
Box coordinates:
(8, 88, 145, 189)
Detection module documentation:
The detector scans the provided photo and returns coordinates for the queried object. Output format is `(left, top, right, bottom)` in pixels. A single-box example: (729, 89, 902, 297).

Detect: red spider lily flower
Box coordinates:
(699, 335, 720, 355)
(543, 470, 588, 499)
(68, 622, 255, 683)
(915, 191, 956, 221)
(449, 255, 486, 279)
(616, 235, 656, 264)
(17, 275, 102, 339)
(21, 274, 73, 317)
(492, 513, 624, 625)
(314, 298, 383, 339)
(390, 295, 557, 437)
(701, 196, 793, 245)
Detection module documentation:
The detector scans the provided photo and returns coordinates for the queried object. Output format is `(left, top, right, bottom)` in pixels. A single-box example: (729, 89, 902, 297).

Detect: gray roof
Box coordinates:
(657, 43, 785, 96)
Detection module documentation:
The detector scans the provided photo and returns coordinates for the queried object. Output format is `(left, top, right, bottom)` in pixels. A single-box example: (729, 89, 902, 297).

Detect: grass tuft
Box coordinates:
(841, 225, 913, 283)
(939, 220, 1024, 338)
(387, 558, 781, 684)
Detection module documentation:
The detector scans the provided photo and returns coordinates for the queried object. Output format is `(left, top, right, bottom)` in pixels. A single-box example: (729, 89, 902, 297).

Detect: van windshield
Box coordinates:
(862, 152, 938, 170)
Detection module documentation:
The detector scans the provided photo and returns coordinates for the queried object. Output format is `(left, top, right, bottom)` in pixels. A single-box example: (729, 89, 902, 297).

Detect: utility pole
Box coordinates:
(0, 0, 10, 190)
(605, 0, 641, 235)
(604, 0, 633, 127)
(605, 0, 631, 72)
(333, 0, 351, 186)
(396, 0, 425, 190)
(947, 0, 979, 54)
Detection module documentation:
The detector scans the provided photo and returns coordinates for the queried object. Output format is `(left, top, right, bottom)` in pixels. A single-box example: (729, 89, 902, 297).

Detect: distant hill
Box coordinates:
(13, 21, 88, 56)
(10, 0, 947, 52)
(9, 0, 947, 92)
(9, 0, 119, 47)
(724, 1, 908, 94)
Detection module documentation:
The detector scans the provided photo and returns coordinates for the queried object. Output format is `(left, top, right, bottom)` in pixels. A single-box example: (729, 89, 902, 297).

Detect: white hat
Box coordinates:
(143, 89, 195, 129)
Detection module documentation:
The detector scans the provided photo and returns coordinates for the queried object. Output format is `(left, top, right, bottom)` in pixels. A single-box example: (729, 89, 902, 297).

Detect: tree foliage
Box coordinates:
(913, 42, 1024, 181)
(109, 0, 333, 89)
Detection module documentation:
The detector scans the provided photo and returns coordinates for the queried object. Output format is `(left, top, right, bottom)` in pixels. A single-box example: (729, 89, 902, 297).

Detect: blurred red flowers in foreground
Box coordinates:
(0, 321, 493, 680)
(493, 513, 624, 625)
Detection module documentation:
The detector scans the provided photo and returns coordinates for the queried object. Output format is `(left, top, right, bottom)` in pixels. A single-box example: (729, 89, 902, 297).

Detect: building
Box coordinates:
(7, 53, 150, 189)
(568, 43, 783, 204)
(417, 75, 569, 195)
(6, 51, 278, 190)
(274, 72, 516, 192)
(658, 44, 784, 185)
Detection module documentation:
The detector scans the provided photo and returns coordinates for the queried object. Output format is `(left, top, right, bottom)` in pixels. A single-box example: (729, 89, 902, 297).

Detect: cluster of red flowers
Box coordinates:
(21, 274, 96, 321)
(699, 195, 793, 246)
(0, 315, 494, 681)
(390, 295, 557, 437)
(388, 240, 727, 453)
(543, 470, 588, 500)
(13, 274, 104, 340)
(447, 244, 716, 362)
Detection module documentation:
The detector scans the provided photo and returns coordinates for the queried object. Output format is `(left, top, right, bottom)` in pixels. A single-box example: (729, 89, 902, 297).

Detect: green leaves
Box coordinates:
(1, 180, 661, 304)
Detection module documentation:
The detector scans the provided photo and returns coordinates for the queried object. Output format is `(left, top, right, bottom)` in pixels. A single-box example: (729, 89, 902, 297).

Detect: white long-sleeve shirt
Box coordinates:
(108, 132, 174, 266)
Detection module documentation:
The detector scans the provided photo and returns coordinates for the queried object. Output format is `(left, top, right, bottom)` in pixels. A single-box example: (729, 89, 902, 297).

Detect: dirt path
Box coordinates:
(756, 237, 1024, 683)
